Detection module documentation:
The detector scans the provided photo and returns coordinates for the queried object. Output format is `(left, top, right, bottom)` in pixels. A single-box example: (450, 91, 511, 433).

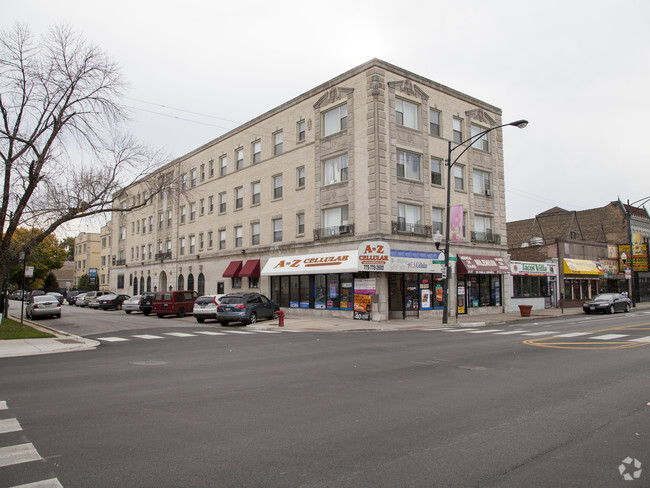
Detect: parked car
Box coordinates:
(216, 293, 279, 326)
(29, 290, 45, 299)
(75, 292, 88, 306)
(11, 290, 27, 300)
(151, 290, 199, 318)
(26, 294, 61, 319)
(66, 290, 82, 305)
(83, 291, 109, 307)
(140, 292, 155, 316)
(88, 296, 102, 309)
(583, 293, 631, 314)
(192, 295, 225, 323)
(46, 292, 64, 305)
(122, 295, 142, 314)
(98, 294, 130, 310)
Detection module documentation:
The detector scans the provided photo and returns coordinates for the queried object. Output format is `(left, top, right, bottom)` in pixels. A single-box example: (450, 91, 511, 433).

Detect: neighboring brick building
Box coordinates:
(73, 232, 101, 288)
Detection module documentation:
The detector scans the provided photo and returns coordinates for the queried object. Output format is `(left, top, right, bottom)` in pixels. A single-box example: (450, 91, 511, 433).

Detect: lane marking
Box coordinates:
(11, 479, 64, 488)
(445, 328, 479, 332)
(0, 418, 22, 434)
(630, 336, 650, 343)
(222, 330, 255, 335)
(163, 332, 197, 337)
(193, 331, 227, 336)
(524, 321, 650, 350)
(0, 443, 42, 468)
(555, 332, 592, 338)
(493, 330, 527, 335)
(522, 331, 560, 336)
(252, 330, 283, 334)
(466, 329, 504, 334)
(131, 335, 164, 339)
(590, 334, 629, 340)
(98, 337, 130, 342)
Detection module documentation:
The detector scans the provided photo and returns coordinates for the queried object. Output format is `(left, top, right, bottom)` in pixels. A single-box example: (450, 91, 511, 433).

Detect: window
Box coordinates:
(101, 256, 106, 266)
(181, 173, 187, 190)
(189, 235, 195, 254)
(397, 150, 421, 180)
(219, 192, 226, 213)
(191, 169, 197, 187)
(148, 244, 153, 259)
(120, 226, 126, 240)
(208, 231, 213, 249)
(472, 169, 492, 195)
(429, 109, 440, 136)
(396, 98, 419, 129)
(431, 157, 443, 186)
(297, 120, 305, 142)
(199, 199, 205, 216)
(322, 206, 348, 235)
(474, 215, 493, 240)
(273, 174, 283, 199)
(234, 226, 243, 248)
(219, 230, 226, 250)
(432, 207, 444, 234)
(180, 205, 186, 224)
(322, 155, 348, 185)
(200, 164, 205, 181)
(149, 216, 153, 232)
(251, 182, 261, 205)
(471, 124, 489, 152)
(235, 187, 243, 210)
(251, 222, 260, 245)
(190, 202, 196, 221)
(208, 196, 214, 213)
(252, 140, 261, 164)
(297, 213, 305, 235)
(166, 239, 172, 252)
(167, 209, 172, 227)
(323, 103, 347, 137)
(297, 166, 305, 189)
(220, 155, 227, 177)
(199, 233, 204, 251)
(273, 131, 283, 156)
(117, 274, 124, 289)
(454, 165, 465, 191)
(397, 203, 422, 232)
(453, 117, 463, 143)
(209, 159, 215, 178)
(141, 245, 145, 259)
(272, 218, 283, 242)
(232, 277, 242, 289)
(236, 148, 244, 170)
(179, 237, 186, 256)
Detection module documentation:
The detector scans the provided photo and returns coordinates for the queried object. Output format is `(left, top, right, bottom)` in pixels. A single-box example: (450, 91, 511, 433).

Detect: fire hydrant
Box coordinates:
(276, 310, 285, 327)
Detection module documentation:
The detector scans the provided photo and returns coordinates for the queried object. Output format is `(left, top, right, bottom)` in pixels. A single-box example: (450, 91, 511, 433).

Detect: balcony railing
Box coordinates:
(155, 251, 172, 261)
(114, 258, 126, 266)
(391, 221, 432, 237)
(471, 231, 501, 244)
(314, 224, 355, 240)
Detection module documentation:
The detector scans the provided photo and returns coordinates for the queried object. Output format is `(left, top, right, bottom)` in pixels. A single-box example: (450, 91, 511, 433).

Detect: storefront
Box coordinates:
(456, 254, 509, 314)
(562, 258, 603, 307)
(508, 260, 558, 311)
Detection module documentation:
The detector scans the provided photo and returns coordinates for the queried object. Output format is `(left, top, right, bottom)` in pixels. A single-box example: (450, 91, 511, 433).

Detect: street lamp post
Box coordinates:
(441, 119, 528, 324)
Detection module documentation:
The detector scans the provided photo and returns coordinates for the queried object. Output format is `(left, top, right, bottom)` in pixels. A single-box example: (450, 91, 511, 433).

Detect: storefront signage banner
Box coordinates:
(389, 249, 445, 274)
(450, 204, 464, 242)
(358, 241, 390, 271)
(510, 261, 554, 276)
(563, 259, 604, 275)
(607, 244, 619, 259)
(354, 279, 377, 294)
(262, 250, 359, 275)
(458, 255, 510, 274)
(599, 259, 619, 277)
(619, 244, 648, 272)
(353, 294, 372, 321)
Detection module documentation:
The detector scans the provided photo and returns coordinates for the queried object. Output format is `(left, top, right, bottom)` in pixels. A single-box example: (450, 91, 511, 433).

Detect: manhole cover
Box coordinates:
(458, 365, 487, 371)
(130, 360, 168, 366)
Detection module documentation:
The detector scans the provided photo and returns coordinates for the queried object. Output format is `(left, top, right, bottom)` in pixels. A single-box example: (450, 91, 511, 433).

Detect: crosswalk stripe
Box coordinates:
(98, 337, 130, 342)
(193, 331, 227, 336)
(445, 328, 479, 332)
(467, 329, 504, 334)
(252, 330, 283, 334)
(493, 330, 527, 335)
(222, 330, 255, 335)
(0, 443, 41, 468)
(589, 334, 629, 340)
(521, 331, 560, 336)
(0, 401, 7, 410)
(11, 478, 64, 488)
(163, 332, 196, 337)
(554, 332, 592, 338)
(630, 336, 650, 342)
(132, 335, 164, 339)
(0, 418, 22, 434)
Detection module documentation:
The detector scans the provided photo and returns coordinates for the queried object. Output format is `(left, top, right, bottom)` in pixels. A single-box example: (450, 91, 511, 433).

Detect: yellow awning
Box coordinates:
(563, 259, 604, 275)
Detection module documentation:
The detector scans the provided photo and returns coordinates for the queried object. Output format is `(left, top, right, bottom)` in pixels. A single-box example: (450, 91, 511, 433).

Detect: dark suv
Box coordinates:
(140, 292, 155, 316)
(216, 293, 279, 326)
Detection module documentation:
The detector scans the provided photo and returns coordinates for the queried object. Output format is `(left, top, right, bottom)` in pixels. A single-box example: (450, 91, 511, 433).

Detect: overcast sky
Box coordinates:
(5, 0, 650, 236)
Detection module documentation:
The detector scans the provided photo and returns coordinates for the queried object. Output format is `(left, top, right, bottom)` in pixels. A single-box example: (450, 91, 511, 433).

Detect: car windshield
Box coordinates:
(593, 294, 616, 301)
(195, 297, 215, 305)
(129, 295, 142, 301)
(221, 296, 244, 305)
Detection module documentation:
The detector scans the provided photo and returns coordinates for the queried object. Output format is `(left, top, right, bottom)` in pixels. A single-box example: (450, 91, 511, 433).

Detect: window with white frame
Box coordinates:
(471, 124, 489, 151)
(149, 216, 153, 232)
(167, 210, 172, 227)
(453, 117, 463, 143)
(166, 239, 172, 252)
(199, 199, 205, 216)
(219, 230, 226, 250)
(219, 192, 226, 213)
(472, 169, 492, 196)
(474, 215, 493, 240)
(190, 202, 196, 221)
(322, 206, 349, 235)
(454, 165, 465, 191)
(209, 159, 215, 177)
(252, 140, 261, 164)
(208, 195, 214, 213)
(148, 244, 153, 259)
(297, 166, 305, 189)
(180, 205, 186, 224)
(189, 235, 195, 254)
(397, 150, 421, 180)
(396, 98, 419, 130)
(272, 218, 283, 242)
(208, 231, 213, 249)
(432, 207, 444, 234)
(200, 164, 205, 181)
(273, 131, 283, 156)
(322, 154, 348, 185)
(236, 148, 244, 170)
(397, 203, 422, 232)
(120, 226, 126, 240)
(297, 120, 305, 142)
(234, 226, 243, 248)
(297, 213, 305, 235)
(273, 174, 283, 199)
(181, 173, 187, 190)
(220, 155, 227, 177)
(429, 109, 441, 136)
(179, 237, 186, 256)
(322, 103, 348, 137)
(251, 182, 261, 205)
(431, 157, 443, 186)
(251, 222, 260, 245)
(235, 187, 243, 210)
(199, 233, 204, 251)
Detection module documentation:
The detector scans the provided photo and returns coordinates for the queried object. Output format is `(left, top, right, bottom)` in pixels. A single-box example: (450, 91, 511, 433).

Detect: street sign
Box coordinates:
(24, 266, 34, 278)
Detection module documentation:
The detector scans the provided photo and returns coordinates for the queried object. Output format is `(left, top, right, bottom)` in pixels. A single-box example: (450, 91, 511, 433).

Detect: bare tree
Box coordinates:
(0, 24, 167, 282)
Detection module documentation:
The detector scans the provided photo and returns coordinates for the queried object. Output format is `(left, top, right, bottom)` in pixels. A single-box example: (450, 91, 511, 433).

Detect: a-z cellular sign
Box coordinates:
(358, 241, 390, 271)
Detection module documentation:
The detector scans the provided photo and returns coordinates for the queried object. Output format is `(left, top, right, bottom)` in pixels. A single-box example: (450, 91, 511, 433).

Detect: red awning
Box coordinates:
(222, 260, 243, 277)
(239, 259, 261, 277)
(457, 254, 510, 274)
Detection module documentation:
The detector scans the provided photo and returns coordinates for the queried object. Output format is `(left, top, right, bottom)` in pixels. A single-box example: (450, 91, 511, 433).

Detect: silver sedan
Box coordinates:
(26, 295, 62, 319)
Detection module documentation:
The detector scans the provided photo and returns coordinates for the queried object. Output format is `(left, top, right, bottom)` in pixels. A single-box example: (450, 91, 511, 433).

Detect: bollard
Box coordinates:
(276, 310, 285, 327)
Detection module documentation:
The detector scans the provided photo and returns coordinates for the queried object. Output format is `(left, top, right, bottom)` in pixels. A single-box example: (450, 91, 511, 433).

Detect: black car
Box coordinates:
(140, 292, 155, 316)
(583, 293, 631, 314)
(97, 294, 130, 310)
(66, 290, 82, 305)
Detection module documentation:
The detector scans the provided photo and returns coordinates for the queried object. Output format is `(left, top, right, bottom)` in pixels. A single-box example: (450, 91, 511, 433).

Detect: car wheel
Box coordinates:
(125, 310, 131, 314)
(625, 303, 630, 313)
(55, 314, 61, 319)
(177, 308, 185, 318)
(143, 310, 150, 316)
(609, 305, 615, 314)
(196, 317, 205, 323)
(219, 321, 228, 327)
(157, 314, 165, 318)
(247, 312, 257, 325)
(584, 310, 591, 314)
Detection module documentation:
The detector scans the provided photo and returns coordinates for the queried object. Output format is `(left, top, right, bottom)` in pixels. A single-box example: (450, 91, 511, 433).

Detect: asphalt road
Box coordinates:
(1, 308, 649, 487)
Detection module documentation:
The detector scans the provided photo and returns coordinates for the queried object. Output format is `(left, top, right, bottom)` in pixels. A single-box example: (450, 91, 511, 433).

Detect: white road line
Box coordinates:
(493, 330, 527, 335)
(630, 336, 650, 342)
(0, 418, 22, 434)
(11, 479, 64, 488)
(132, 335, 165, 339)
(555, 332, 592, 338)
(589, 334, 629, 340)
(521, 331, 561, 336)
(222, 330, 255, 335)
(0, 443, 42, 468)
(278, 329, 302, 332)
(0, 401, 7, 410)
(252, 330, 283, 334)
(466, 329, 504, 334)
(193, 331, 227, 336)
(98, 337, 130, 342)
(422, 328, 456, 331)
(163, 332, 197, 337)
(445, 328, 479, 332)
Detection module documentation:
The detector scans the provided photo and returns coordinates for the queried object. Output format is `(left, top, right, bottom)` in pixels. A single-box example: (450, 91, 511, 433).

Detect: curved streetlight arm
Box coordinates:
(629, 196, 650, 207)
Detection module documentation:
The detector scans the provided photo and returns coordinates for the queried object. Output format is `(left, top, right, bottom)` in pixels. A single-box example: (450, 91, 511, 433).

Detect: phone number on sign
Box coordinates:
(363, 264, 385, 271)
